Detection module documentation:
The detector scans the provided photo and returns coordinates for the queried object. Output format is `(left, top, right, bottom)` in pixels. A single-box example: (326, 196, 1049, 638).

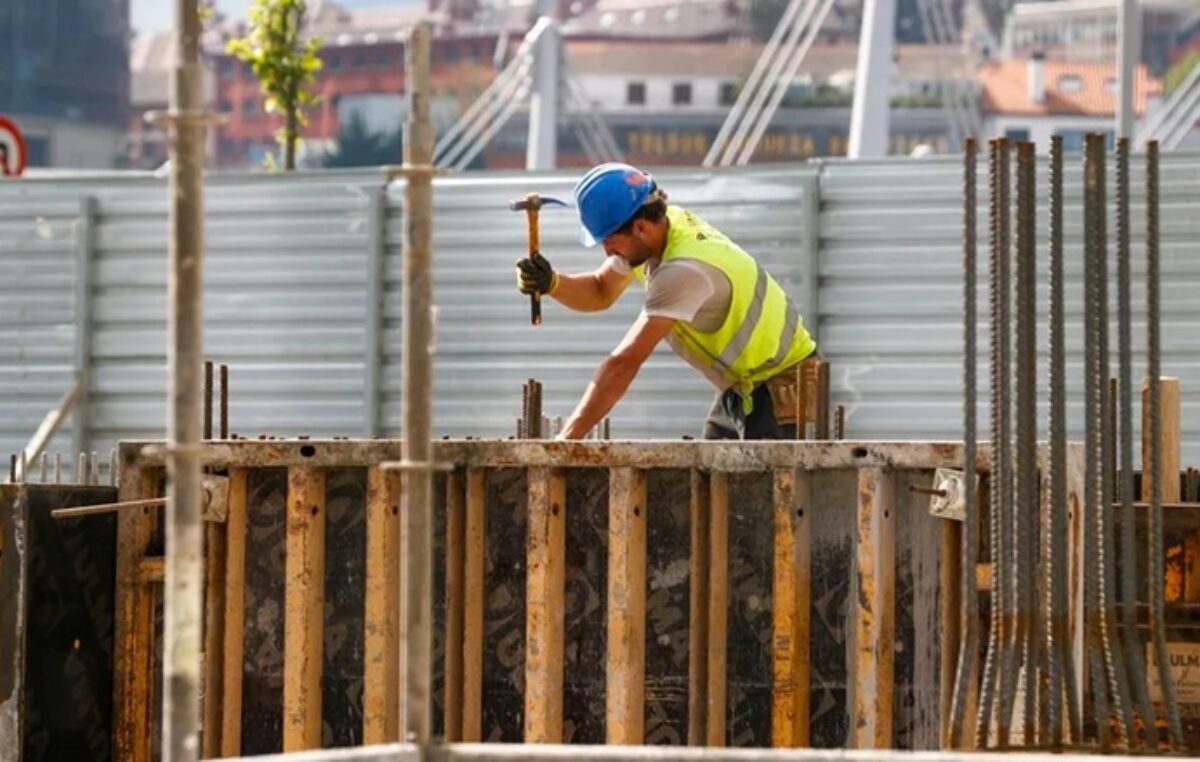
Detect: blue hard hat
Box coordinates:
(573, 163, 657, 247)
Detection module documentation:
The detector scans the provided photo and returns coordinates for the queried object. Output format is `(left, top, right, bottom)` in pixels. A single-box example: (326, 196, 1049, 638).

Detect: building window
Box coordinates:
(328, 54, 342, 69)
(445, 46, 459, 63)
(378, 52, 390, 67)
(672, 82, 692, 106)
(1005, 128, 1030, 142)
(1057, 75, 1082, 93)
(219, 99, 233, 113)
(353, 52, 367, 68)
(719, 82, 738, 106)
(627, 81, 646, 105)
(242, 99, 257, 117)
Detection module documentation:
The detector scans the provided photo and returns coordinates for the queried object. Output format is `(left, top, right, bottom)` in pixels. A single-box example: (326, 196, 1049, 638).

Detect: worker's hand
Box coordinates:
(516, 252, 558, 296)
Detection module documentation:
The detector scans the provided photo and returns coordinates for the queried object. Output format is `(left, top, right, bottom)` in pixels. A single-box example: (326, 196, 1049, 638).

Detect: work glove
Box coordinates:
(516, 252, 558, 296)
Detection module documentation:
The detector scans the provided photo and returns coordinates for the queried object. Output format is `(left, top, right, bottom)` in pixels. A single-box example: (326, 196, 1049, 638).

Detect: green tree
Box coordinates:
(1165, 52, 1200, 95)
(226, 0, 322, 170)
(323, 112, 403, 168)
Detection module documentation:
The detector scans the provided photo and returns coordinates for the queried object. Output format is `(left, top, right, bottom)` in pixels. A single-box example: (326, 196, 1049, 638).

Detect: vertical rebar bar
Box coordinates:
(18, 452, 27, 484)
(219, 364, 229, 439)
(1046, 135, 1081, 745)
(1014, 142, 1038, 744)
(164, 0, 207, 757)
(1146, 139, 1185, 748)
(7, 454, 14, 483)
(401, 20, 435, 746)
(77, 453, 87, 486)
(834, 405, 845, 440)
(530, 381, 543, 439)
(39, 452, 48, 483)
(54, 452, 61, 484)
(204, 360, 213, 440)
(949, 137, 979, 749)
(1093, 134, 1135, 744)
(977, 138, 1003, 748)
(90, 451, 99, 486)
(1116, 136, 1157, 746)
(995, 137, 1018, 747)
(110, 448, 118, 488)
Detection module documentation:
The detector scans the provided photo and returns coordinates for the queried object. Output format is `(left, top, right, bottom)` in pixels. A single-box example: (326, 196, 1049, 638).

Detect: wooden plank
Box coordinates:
(202, 513, 228, 757)
(112, 466, 159, 762)
(1141, 378, 1196, 604)
(853, 466, 895, 749)
(939, 518, 962, 749)
(363, 466, 401, 744)
(607, 467, 648, 745)
(444, 471, 466, 742)
(687, 470, 710, 746)
(524, 466, 566, 743)
(794, 471, 811, 747)
(706, 472, 729, 747)
(1142, 377, 1181, 505)
(284, 467, 326, 751)
(462, 468, 487, 742)
(771, 468, 811, 747)
(220, 468, 248, 758)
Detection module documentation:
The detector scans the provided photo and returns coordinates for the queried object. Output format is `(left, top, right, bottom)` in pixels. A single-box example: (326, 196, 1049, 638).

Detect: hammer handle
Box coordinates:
(527, 208, 542, 326)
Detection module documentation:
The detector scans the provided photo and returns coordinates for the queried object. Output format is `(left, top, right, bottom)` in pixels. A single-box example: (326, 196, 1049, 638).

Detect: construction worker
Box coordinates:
(516, 162, 818, 440)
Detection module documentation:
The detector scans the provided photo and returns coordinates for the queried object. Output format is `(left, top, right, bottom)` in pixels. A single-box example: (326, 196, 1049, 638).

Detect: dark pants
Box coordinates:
(702, 383, 798, 440)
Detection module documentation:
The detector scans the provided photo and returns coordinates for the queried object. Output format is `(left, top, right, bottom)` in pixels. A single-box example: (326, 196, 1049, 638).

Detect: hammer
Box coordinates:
(509, 193, 567, 326)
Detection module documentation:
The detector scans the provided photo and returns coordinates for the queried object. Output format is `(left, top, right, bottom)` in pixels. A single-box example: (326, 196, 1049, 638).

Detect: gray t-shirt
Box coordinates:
(612, 255, 734, 389)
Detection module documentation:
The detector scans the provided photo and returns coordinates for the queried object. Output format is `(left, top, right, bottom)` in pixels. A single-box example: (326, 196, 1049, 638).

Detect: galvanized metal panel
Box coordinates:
(4, 156, 1200, 463)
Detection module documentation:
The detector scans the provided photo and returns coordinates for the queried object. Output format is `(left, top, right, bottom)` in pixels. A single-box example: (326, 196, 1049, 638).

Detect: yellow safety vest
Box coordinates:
(634, 206, 817, 408)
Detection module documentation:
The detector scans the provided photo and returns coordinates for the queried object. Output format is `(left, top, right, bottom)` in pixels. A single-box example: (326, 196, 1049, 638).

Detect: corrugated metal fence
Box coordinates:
(2, 155, 1199, 472)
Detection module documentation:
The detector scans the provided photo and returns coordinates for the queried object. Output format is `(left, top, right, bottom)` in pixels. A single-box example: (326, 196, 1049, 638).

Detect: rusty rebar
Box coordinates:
(949, 136, 980, 750)
(1092, 134, 1135, 745)
(204, 360, 213, 440)
(1014, 142, 1039, 744)
(1046, 134, 1081, 745)
(1146, 139, 1184, 748)
(834, 405, 845, 440)
(976, 138, 1004, 748)
(220, 364, 229, 439)
(1116, 136, 1157, 746)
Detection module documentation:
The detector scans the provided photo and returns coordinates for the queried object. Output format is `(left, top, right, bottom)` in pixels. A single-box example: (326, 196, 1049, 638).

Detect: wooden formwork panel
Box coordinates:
(110, 440, 987, 756)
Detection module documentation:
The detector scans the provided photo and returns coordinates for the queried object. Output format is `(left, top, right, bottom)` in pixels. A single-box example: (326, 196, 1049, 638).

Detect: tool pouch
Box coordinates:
(765, 358, 820, 427)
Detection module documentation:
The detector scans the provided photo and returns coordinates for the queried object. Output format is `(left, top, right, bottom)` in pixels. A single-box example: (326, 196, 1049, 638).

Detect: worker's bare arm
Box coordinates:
(559, 314, 675, 439)
(549, 258, 633, 312)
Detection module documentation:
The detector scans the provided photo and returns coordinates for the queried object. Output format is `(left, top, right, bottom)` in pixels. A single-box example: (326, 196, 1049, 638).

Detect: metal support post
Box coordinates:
(164, 0, 208, 758)
(401, 21, 436, 746)
(847, 0, 896, 157)
(526, 17, 560, 170)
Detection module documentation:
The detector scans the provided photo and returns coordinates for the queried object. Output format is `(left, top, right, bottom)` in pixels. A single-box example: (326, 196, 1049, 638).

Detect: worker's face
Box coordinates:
(602, 219, 657, 268)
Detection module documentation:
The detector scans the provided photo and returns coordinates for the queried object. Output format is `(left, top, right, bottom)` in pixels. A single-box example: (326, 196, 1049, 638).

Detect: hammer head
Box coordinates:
(509, 193, 568, 212)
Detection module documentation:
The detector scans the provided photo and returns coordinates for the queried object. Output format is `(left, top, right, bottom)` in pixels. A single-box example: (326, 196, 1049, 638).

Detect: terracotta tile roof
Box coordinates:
(979, 57, 1161, 117)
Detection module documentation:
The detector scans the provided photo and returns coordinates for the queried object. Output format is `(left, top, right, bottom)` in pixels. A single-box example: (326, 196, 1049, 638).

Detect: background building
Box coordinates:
(0, 0, 130, 168)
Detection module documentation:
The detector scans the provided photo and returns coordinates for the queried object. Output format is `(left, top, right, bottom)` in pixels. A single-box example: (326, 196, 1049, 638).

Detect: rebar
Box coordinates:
(1083, 134, 1111, 748)
(1092, 134, 1135, 745)
(220, 364, 229, 439)
(995, 137, 1018, 747)
(1013, 142, 1039, 744)
(77, 452, 87, 485)
(976, 138, 1004, 748)
(54, 452, 61, 484)
(90, 451, 99, 486)
(1046, 135, 1081, 745)
(9, 453, 16, 483)
(18, 452, 27, 484)
(1146, 139, 1184, 748)
(204, 360, 213, 440)
(39, 451, 48, 483)
(948, 137, 979, 749)
(1116, 136, 1157, 746)
(834, 405, 845, 440)
(110, 448, 119, 487)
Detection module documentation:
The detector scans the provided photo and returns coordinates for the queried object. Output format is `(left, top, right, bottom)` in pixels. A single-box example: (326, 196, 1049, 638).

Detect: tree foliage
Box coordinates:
(226, 0, 322, 170)
(322, 113, 403, 168)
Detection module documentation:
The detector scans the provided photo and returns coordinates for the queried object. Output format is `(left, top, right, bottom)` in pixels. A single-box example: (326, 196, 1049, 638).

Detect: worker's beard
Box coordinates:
(622, 236, 657, 269)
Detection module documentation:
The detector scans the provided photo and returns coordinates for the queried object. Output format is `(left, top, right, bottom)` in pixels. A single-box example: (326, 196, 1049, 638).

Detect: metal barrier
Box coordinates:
(107, 438, 1079, 759)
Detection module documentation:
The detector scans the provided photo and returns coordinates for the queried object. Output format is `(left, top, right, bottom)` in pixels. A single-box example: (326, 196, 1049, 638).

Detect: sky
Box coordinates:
(131, 0, 426, 35)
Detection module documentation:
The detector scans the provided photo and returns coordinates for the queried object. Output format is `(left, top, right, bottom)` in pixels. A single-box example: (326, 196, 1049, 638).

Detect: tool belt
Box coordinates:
(765, 355, 827, 429)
